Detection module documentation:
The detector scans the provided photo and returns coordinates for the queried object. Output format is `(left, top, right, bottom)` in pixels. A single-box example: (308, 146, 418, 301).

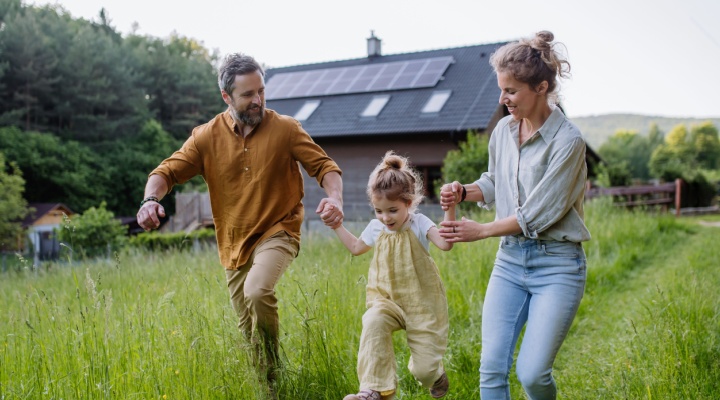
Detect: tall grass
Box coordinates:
(1, 200, 718, 399)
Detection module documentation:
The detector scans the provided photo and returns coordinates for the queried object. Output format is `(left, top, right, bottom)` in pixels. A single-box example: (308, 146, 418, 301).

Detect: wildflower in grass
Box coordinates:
(85, 268, 100, 309)
(62, 212, 75, 232)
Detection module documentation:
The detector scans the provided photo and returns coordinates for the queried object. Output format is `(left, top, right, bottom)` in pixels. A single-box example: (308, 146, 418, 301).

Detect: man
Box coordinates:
(136, 53, 344, 388)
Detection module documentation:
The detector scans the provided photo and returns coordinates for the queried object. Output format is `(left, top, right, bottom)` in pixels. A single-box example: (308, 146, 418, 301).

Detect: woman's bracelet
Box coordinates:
(460, 186, 467, 203)
(140, 196, 160, 206)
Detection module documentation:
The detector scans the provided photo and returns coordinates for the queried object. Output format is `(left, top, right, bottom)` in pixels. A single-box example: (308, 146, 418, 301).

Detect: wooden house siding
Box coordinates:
(33, 210, 69, 226)
(303, 131, 478, 221)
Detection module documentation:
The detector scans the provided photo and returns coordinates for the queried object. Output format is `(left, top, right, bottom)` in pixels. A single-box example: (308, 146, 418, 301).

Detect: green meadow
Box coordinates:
(1, 199, 719, 399)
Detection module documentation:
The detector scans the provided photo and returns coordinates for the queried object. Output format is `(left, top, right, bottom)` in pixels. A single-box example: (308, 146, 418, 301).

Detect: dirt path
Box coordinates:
(698, 220, 720, 227)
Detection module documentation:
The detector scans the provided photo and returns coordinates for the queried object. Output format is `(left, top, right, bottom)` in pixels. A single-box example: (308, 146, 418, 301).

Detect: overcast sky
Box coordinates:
(30, 0, 720, 119)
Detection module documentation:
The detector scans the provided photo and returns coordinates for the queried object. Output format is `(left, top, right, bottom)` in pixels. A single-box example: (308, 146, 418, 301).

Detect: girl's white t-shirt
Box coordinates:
(360, 213, 436, 251)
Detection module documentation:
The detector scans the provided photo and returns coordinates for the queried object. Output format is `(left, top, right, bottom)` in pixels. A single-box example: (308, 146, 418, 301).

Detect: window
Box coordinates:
(294, 100, 321, 121)
(416, 165, 443, 201)
(421, 90, 452, 113)
(361, 95, 390, 117)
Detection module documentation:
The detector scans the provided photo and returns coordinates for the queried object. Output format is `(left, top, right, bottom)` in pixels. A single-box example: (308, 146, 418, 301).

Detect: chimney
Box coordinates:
(367, 30, 382, 58)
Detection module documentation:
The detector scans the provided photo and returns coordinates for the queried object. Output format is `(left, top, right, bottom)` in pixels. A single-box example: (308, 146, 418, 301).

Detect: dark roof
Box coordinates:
(22, 203, 74, 227)
(265, 42, 507, 137)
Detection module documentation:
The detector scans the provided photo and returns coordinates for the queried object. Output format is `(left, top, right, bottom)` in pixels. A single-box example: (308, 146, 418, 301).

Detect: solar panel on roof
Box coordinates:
(265, 56, 454, 100)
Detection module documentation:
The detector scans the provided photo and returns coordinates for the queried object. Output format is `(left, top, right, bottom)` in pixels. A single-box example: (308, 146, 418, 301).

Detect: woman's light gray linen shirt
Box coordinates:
(474, 107, 591, 242)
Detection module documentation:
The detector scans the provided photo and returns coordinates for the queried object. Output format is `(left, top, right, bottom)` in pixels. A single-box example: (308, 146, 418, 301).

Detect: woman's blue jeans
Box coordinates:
(480, 236, 587, 400)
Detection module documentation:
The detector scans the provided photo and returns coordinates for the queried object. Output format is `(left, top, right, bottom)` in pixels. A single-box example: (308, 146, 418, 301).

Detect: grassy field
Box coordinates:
(1, 199, 719, 399)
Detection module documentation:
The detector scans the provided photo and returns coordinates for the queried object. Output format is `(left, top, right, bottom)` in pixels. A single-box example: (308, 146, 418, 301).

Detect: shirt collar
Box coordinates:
(222, 108, 270, 136)
(537, 106, 566, 144)
(222, 109, 239, 134)
(508, 106, 566, 145)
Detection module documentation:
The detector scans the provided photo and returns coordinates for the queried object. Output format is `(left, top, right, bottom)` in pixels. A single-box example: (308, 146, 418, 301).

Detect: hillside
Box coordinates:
(571, 114, 720, 149)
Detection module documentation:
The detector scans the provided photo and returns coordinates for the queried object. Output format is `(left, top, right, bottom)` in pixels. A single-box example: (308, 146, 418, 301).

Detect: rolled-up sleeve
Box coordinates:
(150, 134, 203, 192)
(516, 137, 586, 238)
(291, 121, 341, 186)
(474, 129, 497, 210)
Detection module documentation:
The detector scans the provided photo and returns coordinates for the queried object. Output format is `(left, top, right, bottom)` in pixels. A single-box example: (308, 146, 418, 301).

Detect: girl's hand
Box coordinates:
(440, 181, 463, 211)
(317, 199, 343, 229)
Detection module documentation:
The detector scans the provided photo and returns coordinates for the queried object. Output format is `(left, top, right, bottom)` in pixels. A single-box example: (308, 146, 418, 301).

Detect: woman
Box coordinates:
(439, 30, 591, 399)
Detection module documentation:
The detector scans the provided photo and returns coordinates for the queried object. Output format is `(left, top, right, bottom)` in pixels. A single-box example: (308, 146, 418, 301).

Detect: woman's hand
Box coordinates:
(439, 217, 486, 243)
(440, 181, 463, 211)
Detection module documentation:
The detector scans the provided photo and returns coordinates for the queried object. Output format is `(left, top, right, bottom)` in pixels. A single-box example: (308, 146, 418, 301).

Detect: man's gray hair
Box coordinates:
(218, 53, 265, 95)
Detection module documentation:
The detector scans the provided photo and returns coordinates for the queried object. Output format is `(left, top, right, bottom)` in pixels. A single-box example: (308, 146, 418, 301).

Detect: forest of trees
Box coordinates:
(0, 0, 223, 221)
(594, 121, 720, 207)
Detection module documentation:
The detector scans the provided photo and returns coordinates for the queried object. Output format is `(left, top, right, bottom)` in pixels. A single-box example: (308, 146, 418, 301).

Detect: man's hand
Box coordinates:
(137, 201, 166, 231)
(316, 198, 344, 229)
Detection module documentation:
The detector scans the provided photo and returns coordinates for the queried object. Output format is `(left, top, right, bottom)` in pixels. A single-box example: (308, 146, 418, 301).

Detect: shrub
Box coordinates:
(0, 151, 29, 251)
(57, 202, 127, 259)
(438, 130, 490, 212)
(129, 228, 216, 252)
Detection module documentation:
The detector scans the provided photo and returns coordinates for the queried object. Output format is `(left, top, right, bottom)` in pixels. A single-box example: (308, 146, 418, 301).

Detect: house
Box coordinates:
(264, 32, 509, 222)
(168, 33, 601, 231)
(21, 203, 74, 263)
(264, 32, 600, 223)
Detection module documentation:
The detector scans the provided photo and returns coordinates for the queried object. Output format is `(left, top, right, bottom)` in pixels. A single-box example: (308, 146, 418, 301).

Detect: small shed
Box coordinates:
(22, 203, 74, 262)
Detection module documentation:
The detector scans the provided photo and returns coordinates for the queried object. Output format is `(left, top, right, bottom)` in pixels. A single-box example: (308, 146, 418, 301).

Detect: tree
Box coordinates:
(689, 121, 720, 170)
(0, 5, 60, 130)
(0, 0, 22, 21)
(598, 129, 657, 181)
(124, 33, 223, 140)
(54, 18, 148, 142)
(647, 123, 665, 149)
(649, 123, 711, 180)
(648, 122, 720, 207)
(595, 160, 632, 187)
(57, 201, 127, 259)
(0, 126, 107, 212)
(99, 119, 180, 216)
(0, 151, 29, 250)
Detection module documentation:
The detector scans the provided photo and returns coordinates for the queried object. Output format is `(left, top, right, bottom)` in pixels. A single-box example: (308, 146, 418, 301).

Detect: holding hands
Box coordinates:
(439, 216, 485, 243)
(316, 198, 344, 229)
(440, 181, 463, 211)
(438, 181, 492, 243)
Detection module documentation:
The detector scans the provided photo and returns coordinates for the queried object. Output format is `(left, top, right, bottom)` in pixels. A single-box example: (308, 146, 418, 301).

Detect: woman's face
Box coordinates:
(497, 71, 544, 121)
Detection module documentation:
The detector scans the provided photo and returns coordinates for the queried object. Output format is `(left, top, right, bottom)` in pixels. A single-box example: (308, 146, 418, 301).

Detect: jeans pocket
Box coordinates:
(541, 242, 579, 258)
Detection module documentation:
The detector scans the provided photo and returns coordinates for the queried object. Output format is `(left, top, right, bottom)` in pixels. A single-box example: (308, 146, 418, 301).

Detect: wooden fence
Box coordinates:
(161, 192, 213, 233)
(585, 179, 682, 216)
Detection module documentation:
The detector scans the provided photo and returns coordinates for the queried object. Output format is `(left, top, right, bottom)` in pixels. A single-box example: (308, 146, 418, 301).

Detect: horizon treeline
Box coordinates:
(0, 0, 224, 216)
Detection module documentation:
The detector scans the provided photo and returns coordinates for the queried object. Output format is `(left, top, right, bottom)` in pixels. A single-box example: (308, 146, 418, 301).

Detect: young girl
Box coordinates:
(332, 151, 455, 400)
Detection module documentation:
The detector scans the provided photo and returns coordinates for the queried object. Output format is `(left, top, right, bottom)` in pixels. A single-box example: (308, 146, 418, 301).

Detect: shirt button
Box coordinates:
(245, 148, 248, 152)
(245, 167, 249, 171)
